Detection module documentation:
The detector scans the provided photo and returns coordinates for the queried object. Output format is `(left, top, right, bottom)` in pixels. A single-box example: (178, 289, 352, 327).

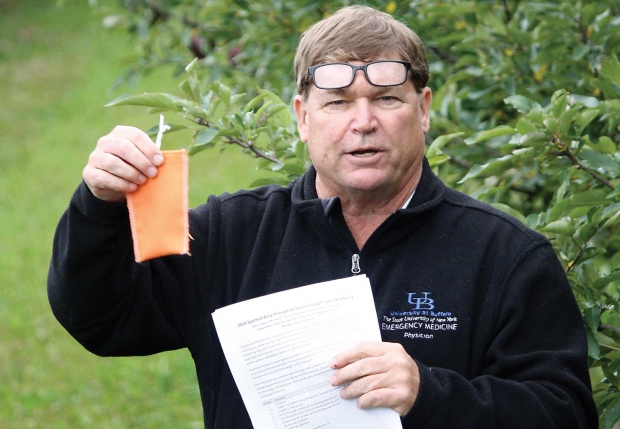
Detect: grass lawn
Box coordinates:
(0, 0, 269, 427)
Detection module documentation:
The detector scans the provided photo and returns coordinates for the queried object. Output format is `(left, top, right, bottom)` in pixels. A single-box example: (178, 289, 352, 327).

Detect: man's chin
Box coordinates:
(338, 172, 394, 195)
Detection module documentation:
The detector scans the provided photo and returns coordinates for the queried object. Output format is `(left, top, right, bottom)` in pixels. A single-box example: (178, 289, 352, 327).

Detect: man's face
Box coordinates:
(294, 58, 432, 200)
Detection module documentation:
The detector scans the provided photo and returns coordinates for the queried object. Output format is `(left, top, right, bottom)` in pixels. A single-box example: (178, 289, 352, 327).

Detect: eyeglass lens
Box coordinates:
(312, 61, 408, 89)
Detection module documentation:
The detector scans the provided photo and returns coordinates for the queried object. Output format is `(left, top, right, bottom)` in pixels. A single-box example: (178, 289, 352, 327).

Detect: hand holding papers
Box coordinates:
(212, 276, 403, 429)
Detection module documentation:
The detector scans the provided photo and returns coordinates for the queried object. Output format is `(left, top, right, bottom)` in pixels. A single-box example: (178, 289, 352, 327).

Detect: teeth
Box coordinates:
(352, 150, 377, 157)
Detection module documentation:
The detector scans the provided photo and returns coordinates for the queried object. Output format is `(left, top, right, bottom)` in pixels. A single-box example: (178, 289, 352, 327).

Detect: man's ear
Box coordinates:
(419, 87, 432, 134)
(294, 95, 308, 143)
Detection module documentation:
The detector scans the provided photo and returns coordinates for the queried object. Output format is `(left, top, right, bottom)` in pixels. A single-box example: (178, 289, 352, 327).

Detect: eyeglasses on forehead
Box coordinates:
(307, 60, 419, 90)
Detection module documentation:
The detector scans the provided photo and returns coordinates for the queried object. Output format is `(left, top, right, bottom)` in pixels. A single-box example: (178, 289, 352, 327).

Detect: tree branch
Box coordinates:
(142, 0, 215, 33)
(194, 118, 283, 165)
(567, 243, 587, 273)
(599, 323, 620, 334)
(562, 149, 615, 190)
(502, 0, 513, 22)
(550, 143, 615, 190)
(429, 46, 458, 65)
(229, 136, 284, 165)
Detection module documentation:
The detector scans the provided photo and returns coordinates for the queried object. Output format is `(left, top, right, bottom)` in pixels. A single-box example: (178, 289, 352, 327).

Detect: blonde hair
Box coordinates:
(294, 5, 429, 98)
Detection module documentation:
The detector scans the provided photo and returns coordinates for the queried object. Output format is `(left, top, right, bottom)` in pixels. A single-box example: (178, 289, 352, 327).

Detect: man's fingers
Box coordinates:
(91, 151, 148, 183)
(355, 388, 412, 415)
(86, 168, 138, 192)
(329, 341, 386, 369)
(337, 370, 387, 398)
(110, 125, 164, 166)
(330, 355, 387, 387)
(96, 134, 160, 179)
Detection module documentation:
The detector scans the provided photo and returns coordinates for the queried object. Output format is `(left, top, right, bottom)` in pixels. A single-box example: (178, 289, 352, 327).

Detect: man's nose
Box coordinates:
(352, 99, 377, 134)
(348, 71, 378, 134)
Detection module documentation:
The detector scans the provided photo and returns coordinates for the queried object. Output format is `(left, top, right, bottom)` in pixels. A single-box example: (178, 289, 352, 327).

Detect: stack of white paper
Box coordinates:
(212, 275, 403, 429)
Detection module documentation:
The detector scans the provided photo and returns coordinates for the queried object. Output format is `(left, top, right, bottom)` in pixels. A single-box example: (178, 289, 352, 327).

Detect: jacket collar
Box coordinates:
(291, 157, 446, 250)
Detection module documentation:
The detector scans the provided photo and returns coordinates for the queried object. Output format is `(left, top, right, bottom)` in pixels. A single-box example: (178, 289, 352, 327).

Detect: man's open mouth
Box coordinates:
(350, 149, 379, 157)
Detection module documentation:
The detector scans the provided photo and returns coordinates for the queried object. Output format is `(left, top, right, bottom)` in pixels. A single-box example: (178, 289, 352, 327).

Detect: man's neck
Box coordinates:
(316, 171, 421, 250)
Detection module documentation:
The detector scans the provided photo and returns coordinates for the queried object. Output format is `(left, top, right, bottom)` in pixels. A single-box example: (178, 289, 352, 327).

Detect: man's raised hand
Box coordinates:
(82, 126, 164, 202)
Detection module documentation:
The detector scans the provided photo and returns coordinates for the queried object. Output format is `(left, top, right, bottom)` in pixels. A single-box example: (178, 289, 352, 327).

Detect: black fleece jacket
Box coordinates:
(48, 158, 598, 428)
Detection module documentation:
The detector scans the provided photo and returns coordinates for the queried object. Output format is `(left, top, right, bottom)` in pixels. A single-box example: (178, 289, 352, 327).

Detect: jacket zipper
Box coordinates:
(351, 254, 361, 275)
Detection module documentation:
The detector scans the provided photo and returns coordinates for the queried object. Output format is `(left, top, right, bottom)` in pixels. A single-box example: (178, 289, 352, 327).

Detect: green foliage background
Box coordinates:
(0, 0, 266, 427)
(1, 0, 618, 427)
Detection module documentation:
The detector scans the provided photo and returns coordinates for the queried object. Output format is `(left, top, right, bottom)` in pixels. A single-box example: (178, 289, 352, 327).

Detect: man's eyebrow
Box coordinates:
(323, 88, 347, 96)
(321, 86, 393, 97)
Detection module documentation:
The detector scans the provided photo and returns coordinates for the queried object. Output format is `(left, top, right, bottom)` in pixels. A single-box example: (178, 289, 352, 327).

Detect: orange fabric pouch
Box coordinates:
(126, 149, 189, 262)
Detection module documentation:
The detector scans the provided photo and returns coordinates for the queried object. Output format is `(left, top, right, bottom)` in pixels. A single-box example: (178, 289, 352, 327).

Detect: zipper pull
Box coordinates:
(351, 254, 361, 275)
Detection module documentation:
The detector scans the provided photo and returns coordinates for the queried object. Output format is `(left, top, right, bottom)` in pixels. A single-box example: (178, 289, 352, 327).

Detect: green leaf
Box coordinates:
(274, 162, 304, 175)
(464, 126, 515, 145)
(543, 118, 559, 134)
(506, 26, 532, 45)
(587, 328, 601, 359)
(579, 246, 608, 263)
(547, 199, 571, 223)
(559, 108, 580, 135)
(570, 95, 600, 108)
(602, 207, 620, 229)
(516, 118, 538, 135)
(504, 95, 542, 113)
(593, 270, 620, 292)
(519, 131, 549, 145)
(105, 93, 182, 111)
(575, 108, 600, 135)
(525, 107, 544, 123)
(196, 127, 220, 146)
(476, 8, 505, 33)
(186, 106, 209, 120)
(189, 142, 215, 156)
(228, 93, 247, 116)
(600, 54, 620, 87)
(261, 104, 290, 128)
(490, 203, 527, 225)
(584, 306, 601, 331)
(457, 152, 524, 183)
(550, 90, 568, 118)
(427, 132, 464, 157)
(242, 92, 270, 114)
(209, 82, 232, 106)
(178, 77, 202, 103)
(540, 218, 575, 235)
(185, 58, 199, 74)
(145, 123, 189, 137)
(594, 331, 620, 351)
(587, 136, 617, 155)
(427, 153, 451, 167)
(571, 190, 609, 206)
(602, 398, 620, 429)
(258, 91, 292, 128)
(579, 147, 618, 170)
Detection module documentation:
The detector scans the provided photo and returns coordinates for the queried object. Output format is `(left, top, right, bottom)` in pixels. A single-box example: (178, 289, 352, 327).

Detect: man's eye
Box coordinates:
(379, 96, 397, 102)
(329, 100, 346, 105)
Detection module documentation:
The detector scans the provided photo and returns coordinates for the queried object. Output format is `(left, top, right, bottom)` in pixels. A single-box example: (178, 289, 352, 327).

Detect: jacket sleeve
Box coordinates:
(47, 182, 192, 356)
(401, 243, 598, 428)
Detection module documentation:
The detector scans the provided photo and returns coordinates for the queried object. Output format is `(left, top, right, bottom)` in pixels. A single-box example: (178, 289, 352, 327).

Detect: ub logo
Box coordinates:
(407, 292, 435, 310)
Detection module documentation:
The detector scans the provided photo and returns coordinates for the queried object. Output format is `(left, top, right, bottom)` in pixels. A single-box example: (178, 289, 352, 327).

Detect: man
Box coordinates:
(48, 5, 597, 428)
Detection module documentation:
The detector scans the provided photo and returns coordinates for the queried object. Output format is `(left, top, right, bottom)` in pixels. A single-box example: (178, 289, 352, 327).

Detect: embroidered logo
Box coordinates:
(406, 292, 434, 310)
(380, 292, 459, 340)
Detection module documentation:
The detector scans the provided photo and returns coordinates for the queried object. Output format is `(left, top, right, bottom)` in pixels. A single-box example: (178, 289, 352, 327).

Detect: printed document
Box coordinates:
(212, 275, 403, 429)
